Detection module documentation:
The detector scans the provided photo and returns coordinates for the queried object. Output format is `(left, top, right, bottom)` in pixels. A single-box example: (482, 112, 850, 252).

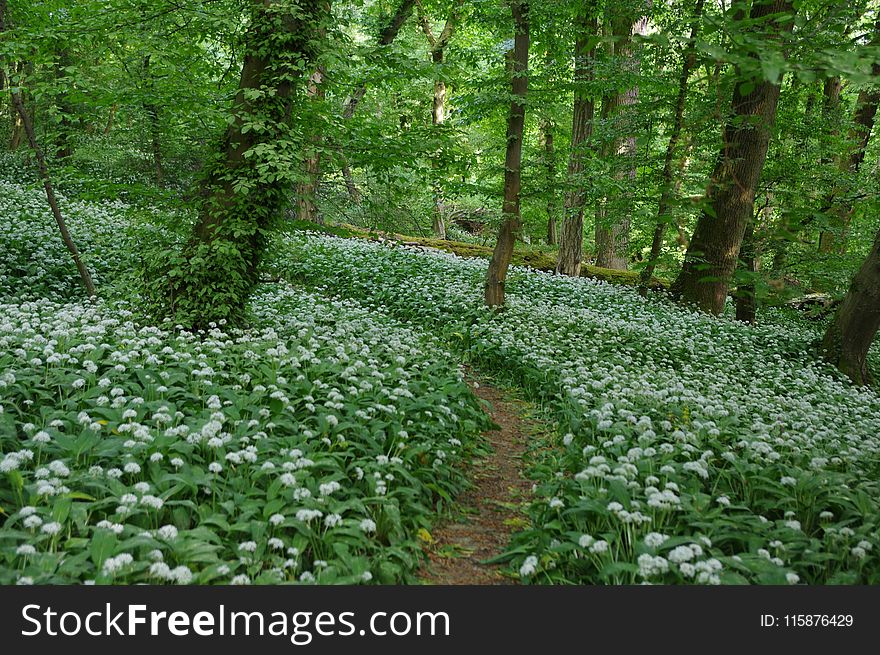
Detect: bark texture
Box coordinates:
(640, 0, 705, 289)
(671, 0, 795, 314)
(484, 0, 529, 307)
(556, 6, 597, 276)
(821, 228, 880, 385)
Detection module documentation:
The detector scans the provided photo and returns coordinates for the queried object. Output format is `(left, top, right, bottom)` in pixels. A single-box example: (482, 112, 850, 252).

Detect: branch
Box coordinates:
(416, 0, 464, 51)
(437, 0, 465, 49)
(415, 0, 437, 48)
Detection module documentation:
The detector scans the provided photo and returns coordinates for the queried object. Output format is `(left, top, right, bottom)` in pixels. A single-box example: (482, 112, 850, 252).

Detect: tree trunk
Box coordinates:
(541, 118, 558, 245)
(484, 0, 529, 308)
(556, 6, 597, 276)
(818, 20, 879, 254)
(736, 196, 770, 324)
(639, 0, 705, 290)
(10, 101, 24, 149)
(671, 0, 795, 314)
(296, 65, 326, 223)
(0, 2, 95, 297)
(8, 61, 28, 150)
(594, 7, 648, 271)
(821, 228, 880, 385)
(54, 49, 74, 160)
(735, 220, 757, 323)
(167, 0, 322, 328)
(9, 93, 97, 298)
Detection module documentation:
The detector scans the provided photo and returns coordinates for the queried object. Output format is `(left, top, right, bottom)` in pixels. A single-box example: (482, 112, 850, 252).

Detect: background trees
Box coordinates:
(1, 0, 878, 381)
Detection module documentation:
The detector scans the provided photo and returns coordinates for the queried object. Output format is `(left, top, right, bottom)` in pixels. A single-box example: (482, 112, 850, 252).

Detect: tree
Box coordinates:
(671, 0, 796, 314)
(295, 66, 326, 223)
(821, 227, 880, 385)
(594, 3, 649, 271)
(416, 0, 464, 239)
(159, 0, 324, 328)
(540, 117, 558, 245)
(640, 0, 706, 290)
(556, 4, 597, 277)
(484, 0, 529, 307)
(817, 19, 880, 254)
(1, 0, 96, 298)
(596, 3, 648, 270)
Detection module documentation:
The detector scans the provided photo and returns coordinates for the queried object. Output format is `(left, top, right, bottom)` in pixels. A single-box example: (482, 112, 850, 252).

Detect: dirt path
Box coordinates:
(419, 377, 533, 584)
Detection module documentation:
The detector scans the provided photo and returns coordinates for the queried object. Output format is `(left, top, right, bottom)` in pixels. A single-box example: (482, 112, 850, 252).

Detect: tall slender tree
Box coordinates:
(639, 0, 705, 290)
(484, 0, 529, 307)
(556, 4, 597, 277)
(594, 3, 649, 271)
(1, 0, 96, 298)
(540, 117, 558, 245)
(671, 0, 796, 314)
(295, 65, 326, 223)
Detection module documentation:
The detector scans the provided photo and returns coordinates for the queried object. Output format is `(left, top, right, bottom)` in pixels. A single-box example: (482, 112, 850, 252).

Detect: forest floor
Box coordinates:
(418, 375, 535, 585)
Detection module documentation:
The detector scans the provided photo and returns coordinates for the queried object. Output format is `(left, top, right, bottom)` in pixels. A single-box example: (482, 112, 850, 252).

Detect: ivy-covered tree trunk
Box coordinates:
(484, 0, 528, 308)
(556, 6, 597, 276)
(594, 7, 648, 271)
(164, 0, 322, 329)
(640, 0, 705, 290)
(821, 228, 880, 385)
(671, 0, 795, 314)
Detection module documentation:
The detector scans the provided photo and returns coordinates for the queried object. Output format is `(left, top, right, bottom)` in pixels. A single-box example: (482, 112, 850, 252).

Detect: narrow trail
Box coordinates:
(419, 376, 533, 584)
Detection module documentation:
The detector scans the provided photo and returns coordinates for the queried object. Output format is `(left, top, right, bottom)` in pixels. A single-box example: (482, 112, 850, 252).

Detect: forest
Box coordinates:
(0, 0, 879, 587)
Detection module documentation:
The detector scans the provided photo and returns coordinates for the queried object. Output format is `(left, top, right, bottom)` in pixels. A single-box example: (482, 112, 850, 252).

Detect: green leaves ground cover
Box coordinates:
(0, 182, 489, 583)
(278, 232, 880, 584)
